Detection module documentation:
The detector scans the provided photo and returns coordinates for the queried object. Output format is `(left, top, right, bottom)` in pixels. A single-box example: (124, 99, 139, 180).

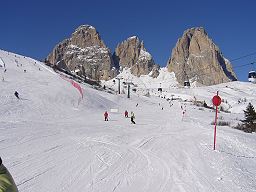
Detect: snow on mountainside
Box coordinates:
(103, 67, 256, 114)
(1, 49, 256, 192)
(103, 68, 179, 95)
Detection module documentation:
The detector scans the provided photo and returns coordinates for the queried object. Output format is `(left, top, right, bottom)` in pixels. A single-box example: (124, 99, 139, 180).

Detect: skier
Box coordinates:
(131, 111, 136, 124)
(0, 157, 18, 192)
(124, 110, 128, 118)
(203, 101, 208, 108)
(104, 111, 108, 121)
(14, 91, 19, 99)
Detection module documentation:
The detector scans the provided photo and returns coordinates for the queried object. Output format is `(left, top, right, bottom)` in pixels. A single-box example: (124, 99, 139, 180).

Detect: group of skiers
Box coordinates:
(104, 110, 136, 124)
(126, 110, 136, 124)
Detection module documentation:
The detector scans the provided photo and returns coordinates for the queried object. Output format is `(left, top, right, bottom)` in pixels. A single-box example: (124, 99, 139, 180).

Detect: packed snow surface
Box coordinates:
(0, 50, 256, 192)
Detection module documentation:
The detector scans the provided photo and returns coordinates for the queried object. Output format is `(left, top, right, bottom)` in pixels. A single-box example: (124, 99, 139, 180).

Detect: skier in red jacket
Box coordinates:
(104, 111, 108, 121)
(124, 110, 128, 118)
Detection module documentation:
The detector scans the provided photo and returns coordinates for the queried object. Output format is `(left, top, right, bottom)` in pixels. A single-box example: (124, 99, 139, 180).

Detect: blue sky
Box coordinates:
(1, 0, 256, 81)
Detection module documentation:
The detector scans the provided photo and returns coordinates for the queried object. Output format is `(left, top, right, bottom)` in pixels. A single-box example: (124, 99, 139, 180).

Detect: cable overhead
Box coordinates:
(232, 61, 256, 69)
(230, 51, 256, 62)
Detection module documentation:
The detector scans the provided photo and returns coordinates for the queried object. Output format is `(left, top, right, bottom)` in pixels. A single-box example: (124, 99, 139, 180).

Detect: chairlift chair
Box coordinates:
(248, 71, 256, 83)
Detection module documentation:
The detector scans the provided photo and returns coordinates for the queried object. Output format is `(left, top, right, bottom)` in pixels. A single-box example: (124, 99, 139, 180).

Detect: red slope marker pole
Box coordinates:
(213, 102, 218, 150)
(212, 91, 221, 150)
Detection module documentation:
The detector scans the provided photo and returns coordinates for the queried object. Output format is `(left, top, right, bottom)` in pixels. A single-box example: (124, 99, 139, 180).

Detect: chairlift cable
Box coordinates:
(230, 51, 256, 62)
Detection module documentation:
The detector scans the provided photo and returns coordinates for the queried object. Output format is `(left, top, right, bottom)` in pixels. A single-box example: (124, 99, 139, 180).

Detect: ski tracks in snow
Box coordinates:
(69, 136, 172, 192)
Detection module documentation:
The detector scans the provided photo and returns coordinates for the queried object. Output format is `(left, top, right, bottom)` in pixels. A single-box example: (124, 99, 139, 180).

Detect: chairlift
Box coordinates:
(184, 80, 190, 88)
(248, 71, 256, 83)
(248, 62, 256, 83)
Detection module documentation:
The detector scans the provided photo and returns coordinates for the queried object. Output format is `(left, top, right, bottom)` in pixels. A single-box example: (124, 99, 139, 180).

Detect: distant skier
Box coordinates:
(203, 101, 208, 108)
(131, 111, 136, 124)
(124, 110, 128, 118)
(14, 91, 19, 99)
(0, 157, 18, 192)
(104, 111, 109, 121)
(136, 103, 138, 107)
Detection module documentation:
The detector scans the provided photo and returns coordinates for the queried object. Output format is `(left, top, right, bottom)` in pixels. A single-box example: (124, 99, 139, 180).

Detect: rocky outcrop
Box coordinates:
(167, 27, 237, 86)
(47, 25, 117, 81)
(113, 36, 159, 77)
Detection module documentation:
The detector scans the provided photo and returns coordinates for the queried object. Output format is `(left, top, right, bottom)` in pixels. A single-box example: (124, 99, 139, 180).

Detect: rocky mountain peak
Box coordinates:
(70, 25, 106, 48)
(113, 36, 159, 77)
(184, 27, 207, 36)
(167, 27, 237, 86)
(47, 25, 117, 81)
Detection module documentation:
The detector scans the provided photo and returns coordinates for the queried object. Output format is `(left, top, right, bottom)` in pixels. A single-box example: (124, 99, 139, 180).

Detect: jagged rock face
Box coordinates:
(47, 25, 117, 81)
(113, 36, 159, 77)
(167, 27, 237, 86)
(150, 64, 160, 78)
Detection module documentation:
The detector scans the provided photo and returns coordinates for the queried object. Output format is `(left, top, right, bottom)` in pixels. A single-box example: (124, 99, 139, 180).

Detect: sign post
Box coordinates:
(212, 91, 221, 150)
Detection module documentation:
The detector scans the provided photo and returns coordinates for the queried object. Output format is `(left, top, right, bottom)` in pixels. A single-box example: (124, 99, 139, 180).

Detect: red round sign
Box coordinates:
(212, 95, 221, 106)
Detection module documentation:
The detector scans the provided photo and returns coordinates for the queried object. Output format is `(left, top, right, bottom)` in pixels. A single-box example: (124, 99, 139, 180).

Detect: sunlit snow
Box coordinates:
(0, 49, 256, 192)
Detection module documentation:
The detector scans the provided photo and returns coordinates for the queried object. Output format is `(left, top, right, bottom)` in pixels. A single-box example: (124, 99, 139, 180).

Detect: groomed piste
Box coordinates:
(0, 50, 256, 192)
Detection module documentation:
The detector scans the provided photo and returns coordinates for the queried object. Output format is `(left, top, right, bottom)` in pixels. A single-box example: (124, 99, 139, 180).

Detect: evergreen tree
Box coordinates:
(241, 103, 256, 132)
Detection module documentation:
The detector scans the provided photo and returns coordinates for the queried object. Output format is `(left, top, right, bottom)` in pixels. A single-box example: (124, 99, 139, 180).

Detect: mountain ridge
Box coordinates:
(46, 25, 237, 86)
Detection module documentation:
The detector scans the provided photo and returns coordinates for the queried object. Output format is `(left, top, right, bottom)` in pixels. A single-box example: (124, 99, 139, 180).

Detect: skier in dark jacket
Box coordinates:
(0, 157, 18, 192)
(14, 91, 19, 99)
(131, 111, 136, 124)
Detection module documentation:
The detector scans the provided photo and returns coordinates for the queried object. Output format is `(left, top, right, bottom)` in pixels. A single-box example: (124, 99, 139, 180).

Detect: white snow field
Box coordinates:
(0, 49, 256, 192)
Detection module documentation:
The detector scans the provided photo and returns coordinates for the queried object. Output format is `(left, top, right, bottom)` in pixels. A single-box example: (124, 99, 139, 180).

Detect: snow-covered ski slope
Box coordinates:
(0, 49, 256, 192)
